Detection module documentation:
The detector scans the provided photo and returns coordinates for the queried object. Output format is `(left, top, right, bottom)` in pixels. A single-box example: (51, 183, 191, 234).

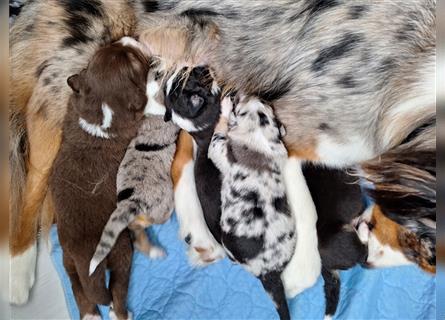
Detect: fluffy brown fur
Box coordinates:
(49, 42, 149, 319)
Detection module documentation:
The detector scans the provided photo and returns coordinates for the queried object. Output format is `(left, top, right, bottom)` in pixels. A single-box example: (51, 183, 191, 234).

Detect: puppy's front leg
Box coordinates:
(208, 97, 233, 173)
(281, 157, 321, 298)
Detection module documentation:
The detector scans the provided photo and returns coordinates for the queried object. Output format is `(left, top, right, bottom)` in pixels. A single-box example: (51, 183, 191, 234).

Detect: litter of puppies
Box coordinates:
(9, 1, 435, 319)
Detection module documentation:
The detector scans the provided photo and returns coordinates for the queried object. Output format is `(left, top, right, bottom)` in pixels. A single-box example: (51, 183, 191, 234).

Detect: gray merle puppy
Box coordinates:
(90, 67, 179, 275)
(208, 96, 295, 320)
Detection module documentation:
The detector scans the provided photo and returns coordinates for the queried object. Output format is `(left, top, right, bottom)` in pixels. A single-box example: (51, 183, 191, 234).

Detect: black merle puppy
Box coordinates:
(303, 165, 368, 319)
(164, 66, 223, 243)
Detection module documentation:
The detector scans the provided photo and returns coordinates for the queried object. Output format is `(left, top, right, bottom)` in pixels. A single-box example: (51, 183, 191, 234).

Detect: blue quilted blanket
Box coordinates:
(49, 214, 436, 320)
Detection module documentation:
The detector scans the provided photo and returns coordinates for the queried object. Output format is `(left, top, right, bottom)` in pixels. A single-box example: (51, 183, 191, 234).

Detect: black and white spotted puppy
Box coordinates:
(208, 96, 296, 320)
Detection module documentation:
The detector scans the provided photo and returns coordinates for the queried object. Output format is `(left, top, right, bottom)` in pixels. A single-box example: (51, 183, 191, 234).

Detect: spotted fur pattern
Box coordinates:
(90, 115, 179, 274)
(208, 97, 295, 320)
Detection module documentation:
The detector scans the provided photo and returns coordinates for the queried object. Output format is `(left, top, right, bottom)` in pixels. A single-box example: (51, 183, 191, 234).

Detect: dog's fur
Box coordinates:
(171, 129, 226, 265)
(10, 0, 435, 304)
(303, 165, 368, 318)
(49, 41, 149, 319)
(165, 66, 224, 245)
(89, 67, 179, 275)
(89, 115, 178, 275)
(209, 97, 295, 320)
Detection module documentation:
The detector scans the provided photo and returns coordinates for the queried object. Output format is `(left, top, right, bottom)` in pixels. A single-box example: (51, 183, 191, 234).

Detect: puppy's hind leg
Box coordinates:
(63, 253, 100, 319)
(129, 216, 165, 259)
(172, 130, 225, 266)
(259, 271, 290, 320)
(108, 233, 133, 320)
(281, 156, 321, 298)
(321, 267, 340, 320)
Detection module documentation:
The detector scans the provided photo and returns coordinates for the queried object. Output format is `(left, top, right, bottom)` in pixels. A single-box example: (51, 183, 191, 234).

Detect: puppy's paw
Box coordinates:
(109, 308, 132, 320)
(182, 233, 225, 267)
(282, 250, 321, 298)
(148, 246, 166, 259)
(187, 244, 225, 267)
(82, 313, 102, 320)
(9, 243, 37, 305)
(357, 221, 370, 243)
(221, 97, 233, 118)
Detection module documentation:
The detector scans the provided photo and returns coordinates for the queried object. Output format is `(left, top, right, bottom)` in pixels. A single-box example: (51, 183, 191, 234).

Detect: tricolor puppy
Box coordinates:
(165, 66, 226, 265)
(358, 204, 435, 274)
(208, 96, 296, 320)
(89, 65, 180, 275)
(49, 40, 149, 320)
(359, 118, 436, 274)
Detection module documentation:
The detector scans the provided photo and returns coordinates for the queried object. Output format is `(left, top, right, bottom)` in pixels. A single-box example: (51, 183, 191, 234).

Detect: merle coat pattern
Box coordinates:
(10, 0, 435, 305)
(89, 114, 179, 275)
(208, 97, 295, 320)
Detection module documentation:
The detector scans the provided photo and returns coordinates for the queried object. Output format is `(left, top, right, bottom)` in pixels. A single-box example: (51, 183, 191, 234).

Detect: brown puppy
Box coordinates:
(49, 41, 149, 319)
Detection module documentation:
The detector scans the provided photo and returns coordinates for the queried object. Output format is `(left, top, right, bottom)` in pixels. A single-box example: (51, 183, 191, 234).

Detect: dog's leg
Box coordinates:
(129, 217, 165, 259)
(281, 156, 321, 298)
(321, 267, 340, 320)
(172, 130, 225, 266)
(208, 96, 232, 173)
(108, 235, 132, 320)
(63, 253, 100, 320)
(9, 114, 61, 305)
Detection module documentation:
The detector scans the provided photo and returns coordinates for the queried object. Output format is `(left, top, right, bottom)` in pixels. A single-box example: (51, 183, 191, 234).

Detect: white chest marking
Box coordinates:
(79, 103, 114, 139)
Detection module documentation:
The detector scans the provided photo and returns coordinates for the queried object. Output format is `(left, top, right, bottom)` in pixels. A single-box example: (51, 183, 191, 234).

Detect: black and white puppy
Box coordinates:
(164, 66, 224, 245)
(303, 165, 368, 319)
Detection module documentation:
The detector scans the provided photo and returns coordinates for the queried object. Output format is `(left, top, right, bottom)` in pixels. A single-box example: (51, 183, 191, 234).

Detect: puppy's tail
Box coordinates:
(89, 201, 136, 275)
(321, 267, 340, 319)
(260, 271, 290, 320)
(9, 107, 28, 229)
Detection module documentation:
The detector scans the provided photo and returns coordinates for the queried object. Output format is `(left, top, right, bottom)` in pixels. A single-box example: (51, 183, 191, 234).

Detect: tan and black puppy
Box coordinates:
(49, 41, 149, 320)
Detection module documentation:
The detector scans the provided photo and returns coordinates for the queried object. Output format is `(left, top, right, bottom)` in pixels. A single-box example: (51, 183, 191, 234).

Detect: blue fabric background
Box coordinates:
(50, 214, 436, 320)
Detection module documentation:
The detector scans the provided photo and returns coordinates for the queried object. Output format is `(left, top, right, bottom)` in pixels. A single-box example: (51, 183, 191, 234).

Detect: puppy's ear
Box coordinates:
(128, 91, 148, 112)
(67, 74, 80, 93)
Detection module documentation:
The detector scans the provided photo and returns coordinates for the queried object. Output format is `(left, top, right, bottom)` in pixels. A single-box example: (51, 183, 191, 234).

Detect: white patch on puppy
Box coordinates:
(79, 103, 114, 139)
(9, 242, 37, 305)
(148, 246, 166, 259)
(82, 314, 102, 320)
(144, 79, 166, 116)
(171, 111, 203, 133)
(281, 157, 321, 298)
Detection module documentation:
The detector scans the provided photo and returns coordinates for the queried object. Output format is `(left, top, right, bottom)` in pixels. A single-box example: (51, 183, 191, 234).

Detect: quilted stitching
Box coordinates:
(50, 214, 435, 320)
